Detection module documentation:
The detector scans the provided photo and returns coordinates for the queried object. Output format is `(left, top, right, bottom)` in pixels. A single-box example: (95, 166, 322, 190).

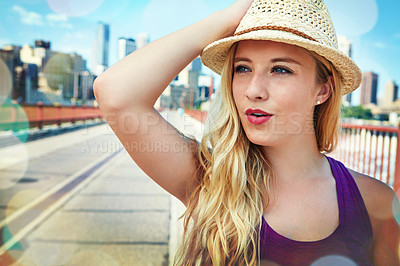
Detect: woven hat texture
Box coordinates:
(200, 0, 362, 95)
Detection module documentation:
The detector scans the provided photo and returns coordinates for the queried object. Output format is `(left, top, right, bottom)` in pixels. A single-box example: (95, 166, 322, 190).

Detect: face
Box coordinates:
(232, 40, 325, 147)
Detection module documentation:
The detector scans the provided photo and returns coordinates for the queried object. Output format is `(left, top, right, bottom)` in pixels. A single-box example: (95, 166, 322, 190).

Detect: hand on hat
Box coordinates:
(220, 0, 254, 37)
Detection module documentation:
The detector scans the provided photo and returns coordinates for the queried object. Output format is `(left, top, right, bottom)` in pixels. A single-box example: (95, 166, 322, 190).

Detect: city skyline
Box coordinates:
(0, 0, 399, 105)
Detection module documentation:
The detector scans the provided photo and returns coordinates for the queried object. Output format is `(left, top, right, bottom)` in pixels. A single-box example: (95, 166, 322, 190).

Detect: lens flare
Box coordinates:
(5, 191, 38, 256)
(143, 0, 209, 38)
(6, 190, 41, 220)
(325, 0, 378, 36)
(65, 249, 119, 265)
(393, 194, 400, 226)
(0, 249, 24, 265)
(0, 100, 29, 143)
(15, 0, 44, 4)
(2, 225, 24, 251)
(311, 255, 357, 266)
(1, 225, 25, 263)
(43, 53, 72, 92)
(11, 237, 63, 266)
(0, 135, 28, 189)
(7, 251, 37, 266)
(47, 0, 104, 17)
(4, 189, 66, 264)
(0, 59, 12, 105)
(82, 0, 130, 23)
(398, 242, 400, 262)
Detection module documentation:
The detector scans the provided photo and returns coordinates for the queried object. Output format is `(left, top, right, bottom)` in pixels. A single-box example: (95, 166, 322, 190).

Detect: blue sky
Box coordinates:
(0, 0, 399, 105)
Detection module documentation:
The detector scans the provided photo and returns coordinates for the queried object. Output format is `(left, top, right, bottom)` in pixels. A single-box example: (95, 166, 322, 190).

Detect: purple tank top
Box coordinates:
(260, 156, 374, 265)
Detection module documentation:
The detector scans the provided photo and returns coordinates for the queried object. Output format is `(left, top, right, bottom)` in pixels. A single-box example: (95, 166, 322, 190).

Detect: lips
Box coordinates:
(245, 108, 274, 125)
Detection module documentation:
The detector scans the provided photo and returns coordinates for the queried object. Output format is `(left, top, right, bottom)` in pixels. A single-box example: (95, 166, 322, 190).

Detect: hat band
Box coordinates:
(234, 26, 317, 42)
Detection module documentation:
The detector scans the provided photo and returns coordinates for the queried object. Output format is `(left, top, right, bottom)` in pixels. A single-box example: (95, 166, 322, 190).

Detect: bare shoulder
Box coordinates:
(348, 169, 400, 265)
(348, 168, 397, 221)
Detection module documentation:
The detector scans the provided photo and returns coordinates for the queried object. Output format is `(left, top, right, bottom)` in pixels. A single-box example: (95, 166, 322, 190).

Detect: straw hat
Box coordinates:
(200, 0, 361, 95)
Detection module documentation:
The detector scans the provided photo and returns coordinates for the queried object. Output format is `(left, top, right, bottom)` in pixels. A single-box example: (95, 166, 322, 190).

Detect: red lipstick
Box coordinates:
(245, 108, 273, 125)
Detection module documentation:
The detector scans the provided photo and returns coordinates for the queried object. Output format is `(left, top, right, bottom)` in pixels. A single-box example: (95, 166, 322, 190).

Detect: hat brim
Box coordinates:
(200, 30, 361, 95)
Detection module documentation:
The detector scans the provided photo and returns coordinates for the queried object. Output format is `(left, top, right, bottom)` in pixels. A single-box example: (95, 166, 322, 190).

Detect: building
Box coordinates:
(42, 52, 72, 92)
(0, 45, 40, 103)
(136, 33, 150, 49)
(24, 63, 39, 103)
(191, 57, 202, 72)
(63, 71, 96, 101)
(70, 52, 86, 72)
(93, 22, 110, 75)
(1, 46, 25, 102)
(338, 36, 352, 57)
(80, 71, 97, 101)
(20, 41, 52, 72)
(337, 35, 353, 105)
(158, 57, 214, 109)
(360, 72, 378, 105)
(176, 57, 202, 87)
(18, 40, 90, 104)
(117, 38, 136, 60)
(160, 84, 194, 109)
(198, 74, 213, 100)
(0, 49, 16, 102)
(381, 80, 399, 107)
(172, 58, 204, 108)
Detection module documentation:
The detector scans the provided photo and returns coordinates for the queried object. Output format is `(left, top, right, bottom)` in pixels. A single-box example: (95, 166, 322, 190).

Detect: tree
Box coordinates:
(341, 105, 373, 120)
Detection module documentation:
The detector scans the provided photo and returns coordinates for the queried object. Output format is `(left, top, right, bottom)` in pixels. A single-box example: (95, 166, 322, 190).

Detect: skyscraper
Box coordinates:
(136, 33, 150, 50)
(117, 38, 136, 60)
(360, 72, 378, 105)
(93, 22, 110, 75)
(338, 36, 352, 58)
(382, 80, 399, 107)
(337, 36, 353, 105)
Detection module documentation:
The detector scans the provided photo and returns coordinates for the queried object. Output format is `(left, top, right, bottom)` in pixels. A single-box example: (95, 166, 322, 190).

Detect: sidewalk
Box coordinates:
(7, 110, 204, 266)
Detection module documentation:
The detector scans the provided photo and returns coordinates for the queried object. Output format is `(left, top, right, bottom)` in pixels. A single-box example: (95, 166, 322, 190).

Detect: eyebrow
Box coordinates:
(234, 57, 302, 66)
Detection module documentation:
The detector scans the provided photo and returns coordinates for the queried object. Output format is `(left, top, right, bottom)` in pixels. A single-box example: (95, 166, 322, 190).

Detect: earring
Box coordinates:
(316, 100, 321, 105)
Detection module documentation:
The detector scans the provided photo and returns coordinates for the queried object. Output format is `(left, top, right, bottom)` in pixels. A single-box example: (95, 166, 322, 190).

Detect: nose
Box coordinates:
(245, 73, 269, 101)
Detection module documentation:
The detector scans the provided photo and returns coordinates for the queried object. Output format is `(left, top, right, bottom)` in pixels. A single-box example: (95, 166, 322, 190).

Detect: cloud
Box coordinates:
(64, 32, 88, 39)
(372, 41, 398, 50)
(46, 14, 73, 28)
(372, 42, 388, 49)
(46, 13, 74, 29)
(143, 0, 210, 39)
(0, 39, 11, 47)
(46, 13, 68, 23)
(12, 5, 45, 26)
(12, 5, 73, 29)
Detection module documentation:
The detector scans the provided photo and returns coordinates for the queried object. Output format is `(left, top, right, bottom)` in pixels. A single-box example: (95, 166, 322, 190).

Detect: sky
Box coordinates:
(0, 0, 399, 105)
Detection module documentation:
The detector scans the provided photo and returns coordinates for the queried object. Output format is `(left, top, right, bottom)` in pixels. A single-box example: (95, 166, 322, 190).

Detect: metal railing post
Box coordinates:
(393, 123, 400, 192)
(37, 101, 43, 129)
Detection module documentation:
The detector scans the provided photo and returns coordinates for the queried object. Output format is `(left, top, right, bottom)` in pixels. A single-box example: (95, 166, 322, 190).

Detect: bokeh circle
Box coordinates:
(47, 0, 104, 17)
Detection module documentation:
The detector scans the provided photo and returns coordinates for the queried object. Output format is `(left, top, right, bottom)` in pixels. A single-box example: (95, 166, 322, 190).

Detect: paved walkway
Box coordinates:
(1, 110, 203, 266)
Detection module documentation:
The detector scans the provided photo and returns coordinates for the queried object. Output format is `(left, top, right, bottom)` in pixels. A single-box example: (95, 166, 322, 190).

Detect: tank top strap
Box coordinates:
(324, 155, 373, 239)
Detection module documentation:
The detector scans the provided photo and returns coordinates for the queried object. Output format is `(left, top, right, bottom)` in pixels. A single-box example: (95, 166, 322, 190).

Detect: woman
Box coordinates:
(94, 0, 400, 265)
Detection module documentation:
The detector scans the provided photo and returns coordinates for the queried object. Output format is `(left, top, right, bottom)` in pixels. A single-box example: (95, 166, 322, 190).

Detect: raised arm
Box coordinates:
(93, 0, 254, 205)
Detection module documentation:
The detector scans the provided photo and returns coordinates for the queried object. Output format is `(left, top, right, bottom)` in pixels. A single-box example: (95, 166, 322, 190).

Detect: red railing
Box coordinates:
(0, 102, 103, 130)
(184, 109, 207, 123)
(337, 123, 400, 192)
(183, 109, 400, 192)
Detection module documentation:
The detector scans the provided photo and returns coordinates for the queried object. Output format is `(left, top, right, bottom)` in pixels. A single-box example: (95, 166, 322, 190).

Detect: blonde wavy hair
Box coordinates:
(174, 42, 343, 265)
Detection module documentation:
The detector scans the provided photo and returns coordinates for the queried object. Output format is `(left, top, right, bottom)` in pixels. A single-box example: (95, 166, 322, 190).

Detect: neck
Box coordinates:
(262, 131, 328, 184)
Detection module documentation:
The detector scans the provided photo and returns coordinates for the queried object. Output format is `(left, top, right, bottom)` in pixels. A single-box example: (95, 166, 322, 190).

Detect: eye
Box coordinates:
(234, 65, 251, 74)
(271, 66, 293, 74)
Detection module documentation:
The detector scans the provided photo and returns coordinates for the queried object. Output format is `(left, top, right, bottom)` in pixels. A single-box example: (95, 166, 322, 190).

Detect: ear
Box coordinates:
(316, 76, 333, 104)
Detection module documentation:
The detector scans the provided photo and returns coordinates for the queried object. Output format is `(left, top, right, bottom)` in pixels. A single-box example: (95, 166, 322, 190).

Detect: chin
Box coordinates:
(245, 132, 276, 147)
